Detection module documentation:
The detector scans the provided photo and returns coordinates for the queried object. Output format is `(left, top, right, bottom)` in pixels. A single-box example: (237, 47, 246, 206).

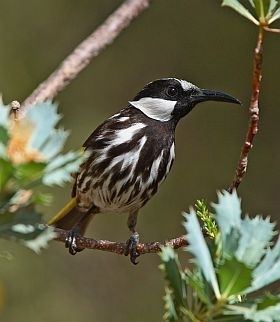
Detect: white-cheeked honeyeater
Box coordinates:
(49, 78, 240, 264)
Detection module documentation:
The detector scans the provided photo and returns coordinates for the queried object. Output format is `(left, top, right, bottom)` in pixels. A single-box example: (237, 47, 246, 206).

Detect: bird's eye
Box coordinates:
(166, 86, 178, 98)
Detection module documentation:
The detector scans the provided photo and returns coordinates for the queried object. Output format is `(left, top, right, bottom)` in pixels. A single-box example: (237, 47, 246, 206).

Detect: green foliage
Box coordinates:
(0, 101, 86, 252)
(184, 208, 220, 299)
(222, 0, 280, 25)
(160, 190, 280, 321)
(160, 248, 187, 321)
(195, 199, 218, 239)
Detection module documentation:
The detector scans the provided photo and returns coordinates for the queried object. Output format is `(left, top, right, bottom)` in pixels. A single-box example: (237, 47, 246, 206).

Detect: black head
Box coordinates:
(129, 78, 240, 122)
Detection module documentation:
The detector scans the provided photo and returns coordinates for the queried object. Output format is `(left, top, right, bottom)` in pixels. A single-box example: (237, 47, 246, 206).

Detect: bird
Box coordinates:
(48, 78, 240, 264)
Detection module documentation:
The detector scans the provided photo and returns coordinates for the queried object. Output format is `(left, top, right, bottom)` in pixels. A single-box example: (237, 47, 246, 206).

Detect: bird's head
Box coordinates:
(129, 78, 241, 122)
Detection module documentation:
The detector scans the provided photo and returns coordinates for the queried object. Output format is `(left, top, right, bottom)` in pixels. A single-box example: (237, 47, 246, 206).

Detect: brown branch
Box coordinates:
(19, 0, 150, 118)
(263, 26, 280, 33)
(228, 27, 265, 192)
(53, 227, 187, 256)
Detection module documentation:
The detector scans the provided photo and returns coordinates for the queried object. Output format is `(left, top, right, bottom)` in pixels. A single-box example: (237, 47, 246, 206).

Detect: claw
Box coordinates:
(65, 229, 84, 255)
(124, 232, 140, 265)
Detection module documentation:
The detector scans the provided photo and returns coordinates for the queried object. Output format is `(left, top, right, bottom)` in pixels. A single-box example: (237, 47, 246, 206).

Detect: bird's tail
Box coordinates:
(48, 198, 91, 235)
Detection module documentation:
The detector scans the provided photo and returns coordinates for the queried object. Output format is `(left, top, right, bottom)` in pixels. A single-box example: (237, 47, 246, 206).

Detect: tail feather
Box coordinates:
(48, 198, 93, 235)
(48, 198, 77, 226)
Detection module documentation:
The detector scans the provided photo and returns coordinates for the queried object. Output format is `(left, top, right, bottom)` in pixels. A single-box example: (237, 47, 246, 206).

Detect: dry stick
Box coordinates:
(263, 26, 280, 33)
(18, 0, 186, 255)
(228, 27, 264, 192)
(54, 228, 187, 255)
(19, 0, 150, 117)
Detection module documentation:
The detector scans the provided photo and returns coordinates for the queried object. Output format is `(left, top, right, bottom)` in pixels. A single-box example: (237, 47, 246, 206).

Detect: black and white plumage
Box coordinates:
(50, 78, 240, 263)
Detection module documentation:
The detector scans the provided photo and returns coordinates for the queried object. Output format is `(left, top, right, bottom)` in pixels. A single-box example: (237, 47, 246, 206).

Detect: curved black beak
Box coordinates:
(192, 89, 241, 105)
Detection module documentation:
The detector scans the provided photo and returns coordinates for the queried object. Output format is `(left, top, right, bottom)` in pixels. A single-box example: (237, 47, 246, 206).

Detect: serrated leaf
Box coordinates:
(185, 270, 211, 305)
(0, 126, 9, 145)
(235, 216, 275, 267)
(218, 258, 253, 296)
(247, 239, 280, 293)
(43, 150, 86, 186)
(160, 246, 186, 306)
(0, 208, 44, 240)
(268, 6, 280, 23)
(212, 190, 241, 258)
(15, 161, 46, 184)
(222, 0, 260, 24)
(25, 101, 61, 151)
(0, 103, 9, 127)
(32, 192, 53, 206)
(257, 293, 280, 310)
(163, 287, 178, 322)
(248, 0, 255, 7)
(229, 302, 280, 322)
(184, 209, 220, 299)
(24, 226, 56, 254)
(40, 128, 69, 159)
(253, 0, 270, 20)
(267, 0, 280, 18)
(0, 158, 13, 190)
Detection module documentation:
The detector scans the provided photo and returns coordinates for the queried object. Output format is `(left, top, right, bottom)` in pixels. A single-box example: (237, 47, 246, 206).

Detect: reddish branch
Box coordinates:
(54, 228, 187, 255)
(19, 0, 150, 118)
(228, 27, 264, 192)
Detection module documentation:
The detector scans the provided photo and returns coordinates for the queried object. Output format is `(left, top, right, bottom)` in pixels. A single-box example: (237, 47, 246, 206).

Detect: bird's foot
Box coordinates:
(124, 232, 140, 265)
(65, 228, 84, 255)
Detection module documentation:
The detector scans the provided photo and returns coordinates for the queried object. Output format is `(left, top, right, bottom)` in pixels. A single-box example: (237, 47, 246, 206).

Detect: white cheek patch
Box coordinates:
(129, 97, 176, 121)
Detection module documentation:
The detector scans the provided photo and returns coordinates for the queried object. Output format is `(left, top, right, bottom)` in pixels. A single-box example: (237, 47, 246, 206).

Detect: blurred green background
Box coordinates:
(0, 1, 279, 321)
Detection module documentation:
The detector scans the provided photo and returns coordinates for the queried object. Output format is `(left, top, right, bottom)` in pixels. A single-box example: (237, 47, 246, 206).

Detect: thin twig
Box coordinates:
(263, 26, 280, 33)
(53, 227, 187, 255)
(19, 0, 150, 118)
(228, 27, 264, 192)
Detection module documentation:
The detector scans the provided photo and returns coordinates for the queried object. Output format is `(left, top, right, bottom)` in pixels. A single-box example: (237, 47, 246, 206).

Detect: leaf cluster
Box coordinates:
(0, 101, 86, 253)
(222, 0, 280, 25)
(160, 190, 280, 321)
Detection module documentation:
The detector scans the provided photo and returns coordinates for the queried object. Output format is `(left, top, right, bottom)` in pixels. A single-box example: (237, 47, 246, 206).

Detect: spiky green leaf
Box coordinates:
(0, 126, 9, 146)
(184, 209, 220, 299)
(218, 258, 253, 296)
(40, 128, 69, 159)
(24, 226, 56, 253)
(0, 102, 10, 127)
(235, 216, 275, 267)
(247, 239, 280, 293)
(26, 102, 61, 151)
(253, 0, 270, 20)
(228, 301, 280, 321)
(163, 287, 178, 322)
(257, 293, 280, 310)
(222, 0, 259, 24)
(212, 190, 241, 258)
(0, 158, 13, 190)
(15, 162, 46, 184)
(160, 246, 186, 306)
(185, 270, 211, 305)
(268, 6, 280, 23)
(43, 150, 85, 186)
(0, 208, 44, 240)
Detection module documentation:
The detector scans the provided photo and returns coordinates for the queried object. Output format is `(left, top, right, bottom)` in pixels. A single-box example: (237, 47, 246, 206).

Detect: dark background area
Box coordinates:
(0, 1, 279, 321)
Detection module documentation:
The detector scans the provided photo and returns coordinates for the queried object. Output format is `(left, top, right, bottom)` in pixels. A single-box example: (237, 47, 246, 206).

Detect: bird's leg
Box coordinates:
(124, 210, 140, 265)
(65, 212, 93, 255)
(65, 224, 84, 255)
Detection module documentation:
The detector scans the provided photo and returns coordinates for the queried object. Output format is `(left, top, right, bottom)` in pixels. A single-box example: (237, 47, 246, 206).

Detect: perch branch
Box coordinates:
(228, 26, 264, 192)
(53, 227, 187, 255)
(19, 0, 150, 118)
